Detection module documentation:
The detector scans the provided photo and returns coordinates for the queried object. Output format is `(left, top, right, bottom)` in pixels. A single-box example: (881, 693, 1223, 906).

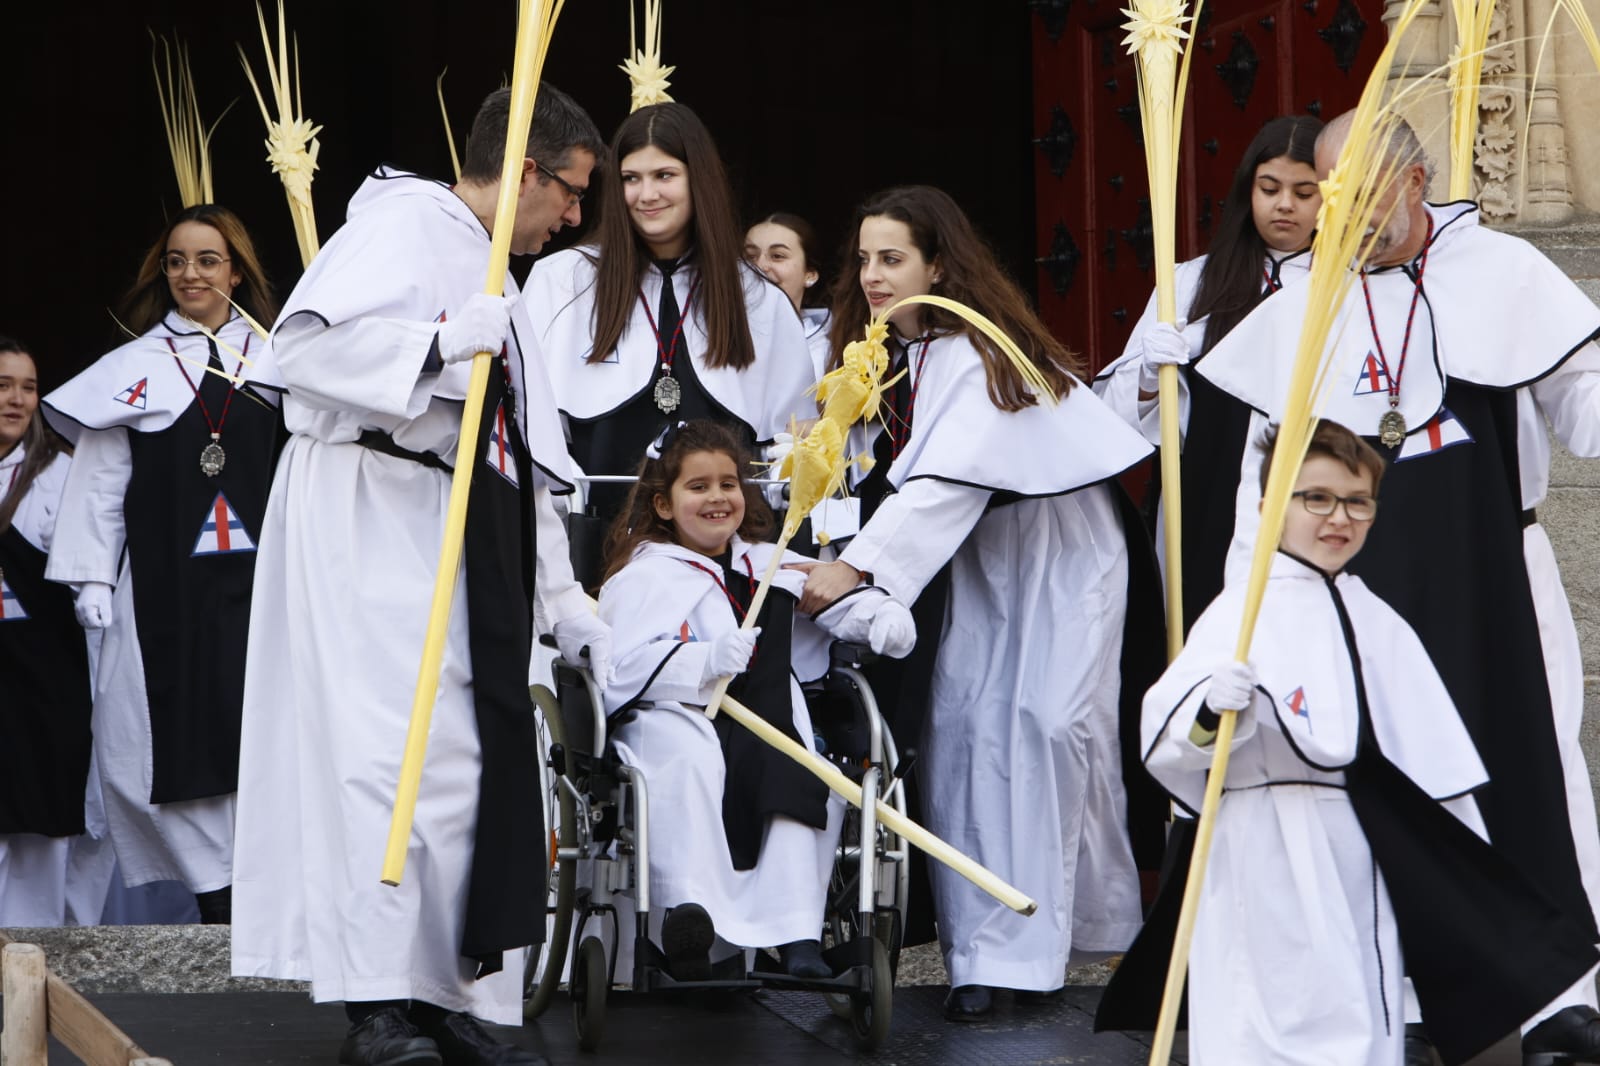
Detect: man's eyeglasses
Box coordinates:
(536, 162, 585, 206)
(161, 253, 231, 278)
(1291, 489, 1378, 522)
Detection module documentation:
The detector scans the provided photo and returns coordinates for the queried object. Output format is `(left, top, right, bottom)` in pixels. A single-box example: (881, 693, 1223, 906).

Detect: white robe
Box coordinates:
(1143, 554, 1487, 1066)
(599, 537, 895, 948)
(230, 169, 588, 1025)
(1207, 204, 1600, 1025)
(1093, 252, 1311, 580)
(525, 247, 816, 443)
(0, 446, 116, 925)
(43, 313, 264, 892)
(839, 333, 1153, 990)
(801, 307, 832, 381)
(1516, 366, 1600, 1017)
(1092, 251, 1311, 446)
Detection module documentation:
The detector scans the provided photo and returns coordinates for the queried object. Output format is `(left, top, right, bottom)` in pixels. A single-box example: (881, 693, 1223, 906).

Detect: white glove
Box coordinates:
(765, 432, 795, 468)
(1204, 660, 1257, 714)
(866, 600, 915, 658)
(554, 612, 613, 686)
(75, 582, 113, 630)
(437, 292, 513, 365)
(702, 627, 760, 684)
(1138, 320, 1191, 392)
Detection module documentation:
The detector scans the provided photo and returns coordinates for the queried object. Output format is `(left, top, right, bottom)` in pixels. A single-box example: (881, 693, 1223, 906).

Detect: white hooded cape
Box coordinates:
(1143, 553, 1486, 1065)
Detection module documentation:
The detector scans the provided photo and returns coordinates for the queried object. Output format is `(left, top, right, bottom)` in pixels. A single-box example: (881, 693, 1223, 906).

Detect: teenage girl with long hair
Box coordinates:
(528, 103, 814, 541)
(797, 185, 1157, 1020)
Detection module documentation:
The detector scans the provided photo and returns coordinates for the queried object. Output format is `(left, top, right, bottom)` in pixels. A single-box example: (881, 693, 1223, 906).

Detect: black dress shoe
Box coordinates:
(417, 1011, 548, 1066)
(661, 902, 715, 982)
(943, 984, 994, 1021)
(1404, 1023, 1436, 1066)
(1014, 986, 1066, 1005)
(338, 1007, 442, 1066)
(777, 939, 832, 979)
(1523, 1006, 1600, 1066)
(195, 885, 232, 925)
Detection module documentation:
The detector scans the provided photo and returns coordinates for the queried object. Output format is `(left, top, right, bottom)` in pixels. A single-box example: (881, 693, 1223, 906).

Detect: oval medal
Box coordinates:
(1378, 409, 1406, 449)
(200, 440, 226, 477)
(654, 374, 681, 414)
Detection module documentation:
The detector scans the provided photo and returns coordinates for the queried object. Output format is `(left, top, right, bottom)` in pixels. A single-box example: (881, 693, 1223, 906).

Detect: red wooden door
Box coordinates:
(1032, 0, 1385, 375)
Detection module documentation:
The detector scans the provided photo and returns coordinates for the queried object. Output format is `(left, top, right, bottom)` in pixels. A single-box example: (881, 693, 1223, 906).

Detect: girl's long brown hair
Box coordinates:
(586, 104, 757, 370)
(118, 204, 278, 338)
(1190, 115, 1323, 354)
(0, 341, 70, 535)
(826, 185, 1082, 412)
(601, 419, 774, 584)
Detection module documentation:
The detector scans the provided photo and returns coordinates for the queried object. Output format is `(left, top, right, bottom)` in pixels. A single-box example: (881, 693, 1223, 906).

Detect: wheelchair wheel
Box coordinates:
(524, 684, 577, 1019)
(850, 936, 893, 1050)
(572, 935, 609, 1052)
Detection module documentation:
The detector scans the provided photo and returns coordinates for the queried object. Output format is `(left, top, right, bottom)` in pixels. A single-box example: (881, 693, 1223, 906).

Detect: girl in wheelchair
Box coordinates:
(596, 419, 913, 981)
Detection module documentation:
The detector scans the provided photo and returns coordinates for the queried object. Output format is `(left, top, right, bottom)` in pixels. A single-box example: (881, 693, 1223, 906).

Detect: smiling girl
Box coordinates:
(597, 419, 912, 980)
(41, 205, 279, 923)
(529, 104, 814, 541)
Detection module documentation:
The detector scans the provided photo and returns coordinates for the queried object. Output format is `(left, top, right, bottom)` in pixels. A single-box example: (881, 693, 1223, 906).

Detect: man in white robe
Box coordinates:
(232, 86, 609, 1066)
(1201, 111, 1600, 1065)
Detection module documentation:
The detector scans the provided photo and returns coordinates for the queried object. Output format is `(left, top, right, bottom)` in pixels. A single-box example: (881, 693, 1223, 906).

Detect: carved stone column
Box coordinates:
(1383, 0, 1453, 198)
(1520, 0, 1576, 224)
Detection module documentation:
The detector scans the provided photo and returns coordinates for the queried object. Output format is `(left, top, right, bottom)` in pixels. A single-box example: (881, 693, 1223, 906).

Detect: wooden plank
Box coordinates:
(2, 943, 49, 1066)
(46, 973, 152, 1066)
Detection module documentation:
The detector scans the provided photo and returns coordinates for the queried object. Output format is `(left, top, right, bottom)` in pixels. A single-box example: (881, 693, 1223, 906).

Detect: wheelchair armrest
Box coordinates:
(828, 640, 878, 671)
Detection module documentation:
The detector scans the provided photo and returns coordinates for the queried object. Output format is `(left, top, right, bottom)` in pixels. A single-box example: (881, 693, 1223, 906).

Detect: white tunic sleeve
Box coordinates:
(1529, 341, 1600, 457)
(534, 480, 592, 626)
(837, 478, 990, 604)
(273, 312, 442, 420)
(44, 427, 130, 587)
(1223, 410, 1271, 589)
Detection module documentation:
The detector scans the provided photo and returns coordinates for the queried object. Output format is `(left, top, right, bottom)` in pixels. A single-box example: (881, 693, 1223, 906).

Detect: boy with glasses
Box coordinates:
(1121, 419, 1598, 1065)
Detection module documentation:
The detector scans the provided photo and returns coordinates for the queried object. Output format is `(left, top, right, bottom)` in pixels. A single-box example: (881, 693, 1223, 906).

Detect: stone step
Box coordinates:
(0, 926, 296, 995)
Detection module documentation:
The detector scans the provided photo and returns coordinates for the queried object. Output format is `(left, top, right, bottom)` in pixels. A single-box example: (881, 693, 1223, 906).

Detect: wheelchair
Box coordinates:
(522, 639, 911, 1052)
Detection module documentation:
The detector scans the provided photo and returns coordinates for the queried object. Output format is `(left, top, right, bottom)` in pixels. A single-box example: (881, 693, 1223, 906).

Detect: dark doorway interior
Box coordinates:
(1, 3, 1034, 388)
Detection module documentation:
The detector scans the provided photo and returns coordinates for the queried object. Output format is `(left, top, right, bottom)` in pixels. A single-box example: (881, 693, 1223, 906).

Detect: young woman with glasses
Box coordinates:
(793, 185, 1158, 1021)
(525, 102, 814, 547)
(40, 204, 279, 924)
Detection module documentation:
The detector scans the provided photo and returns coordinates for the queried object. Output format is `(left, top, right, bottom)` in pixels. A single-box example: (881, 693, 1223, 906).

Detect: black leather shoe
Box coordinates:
(778, 939, 832, 979)
(1404, 1023, 1435, 1066)
(1523, 1006, 1600, 1066)
(195, 885, 232, 925)
(1014, 986, 1066, 1005)
(417, 1011, 548, 1066)
(661, 902, 715, 982)
(338, 1007, 442, 1066)
(943, 984, 993, 1021)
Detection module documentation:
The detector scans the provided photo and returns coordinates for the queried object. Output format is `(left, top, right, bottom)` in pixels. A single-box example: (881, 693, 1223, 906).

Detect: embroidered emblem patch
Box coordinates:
(1351, 353, 1392, 396)
(115, 378, 150, 409)
(1395, 408, 1474, 462)
(0, 574, 28, 621)
(1284, 686, 1312, 732)
(484, 400, 519, 487)
(191, 493, 257, 556)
